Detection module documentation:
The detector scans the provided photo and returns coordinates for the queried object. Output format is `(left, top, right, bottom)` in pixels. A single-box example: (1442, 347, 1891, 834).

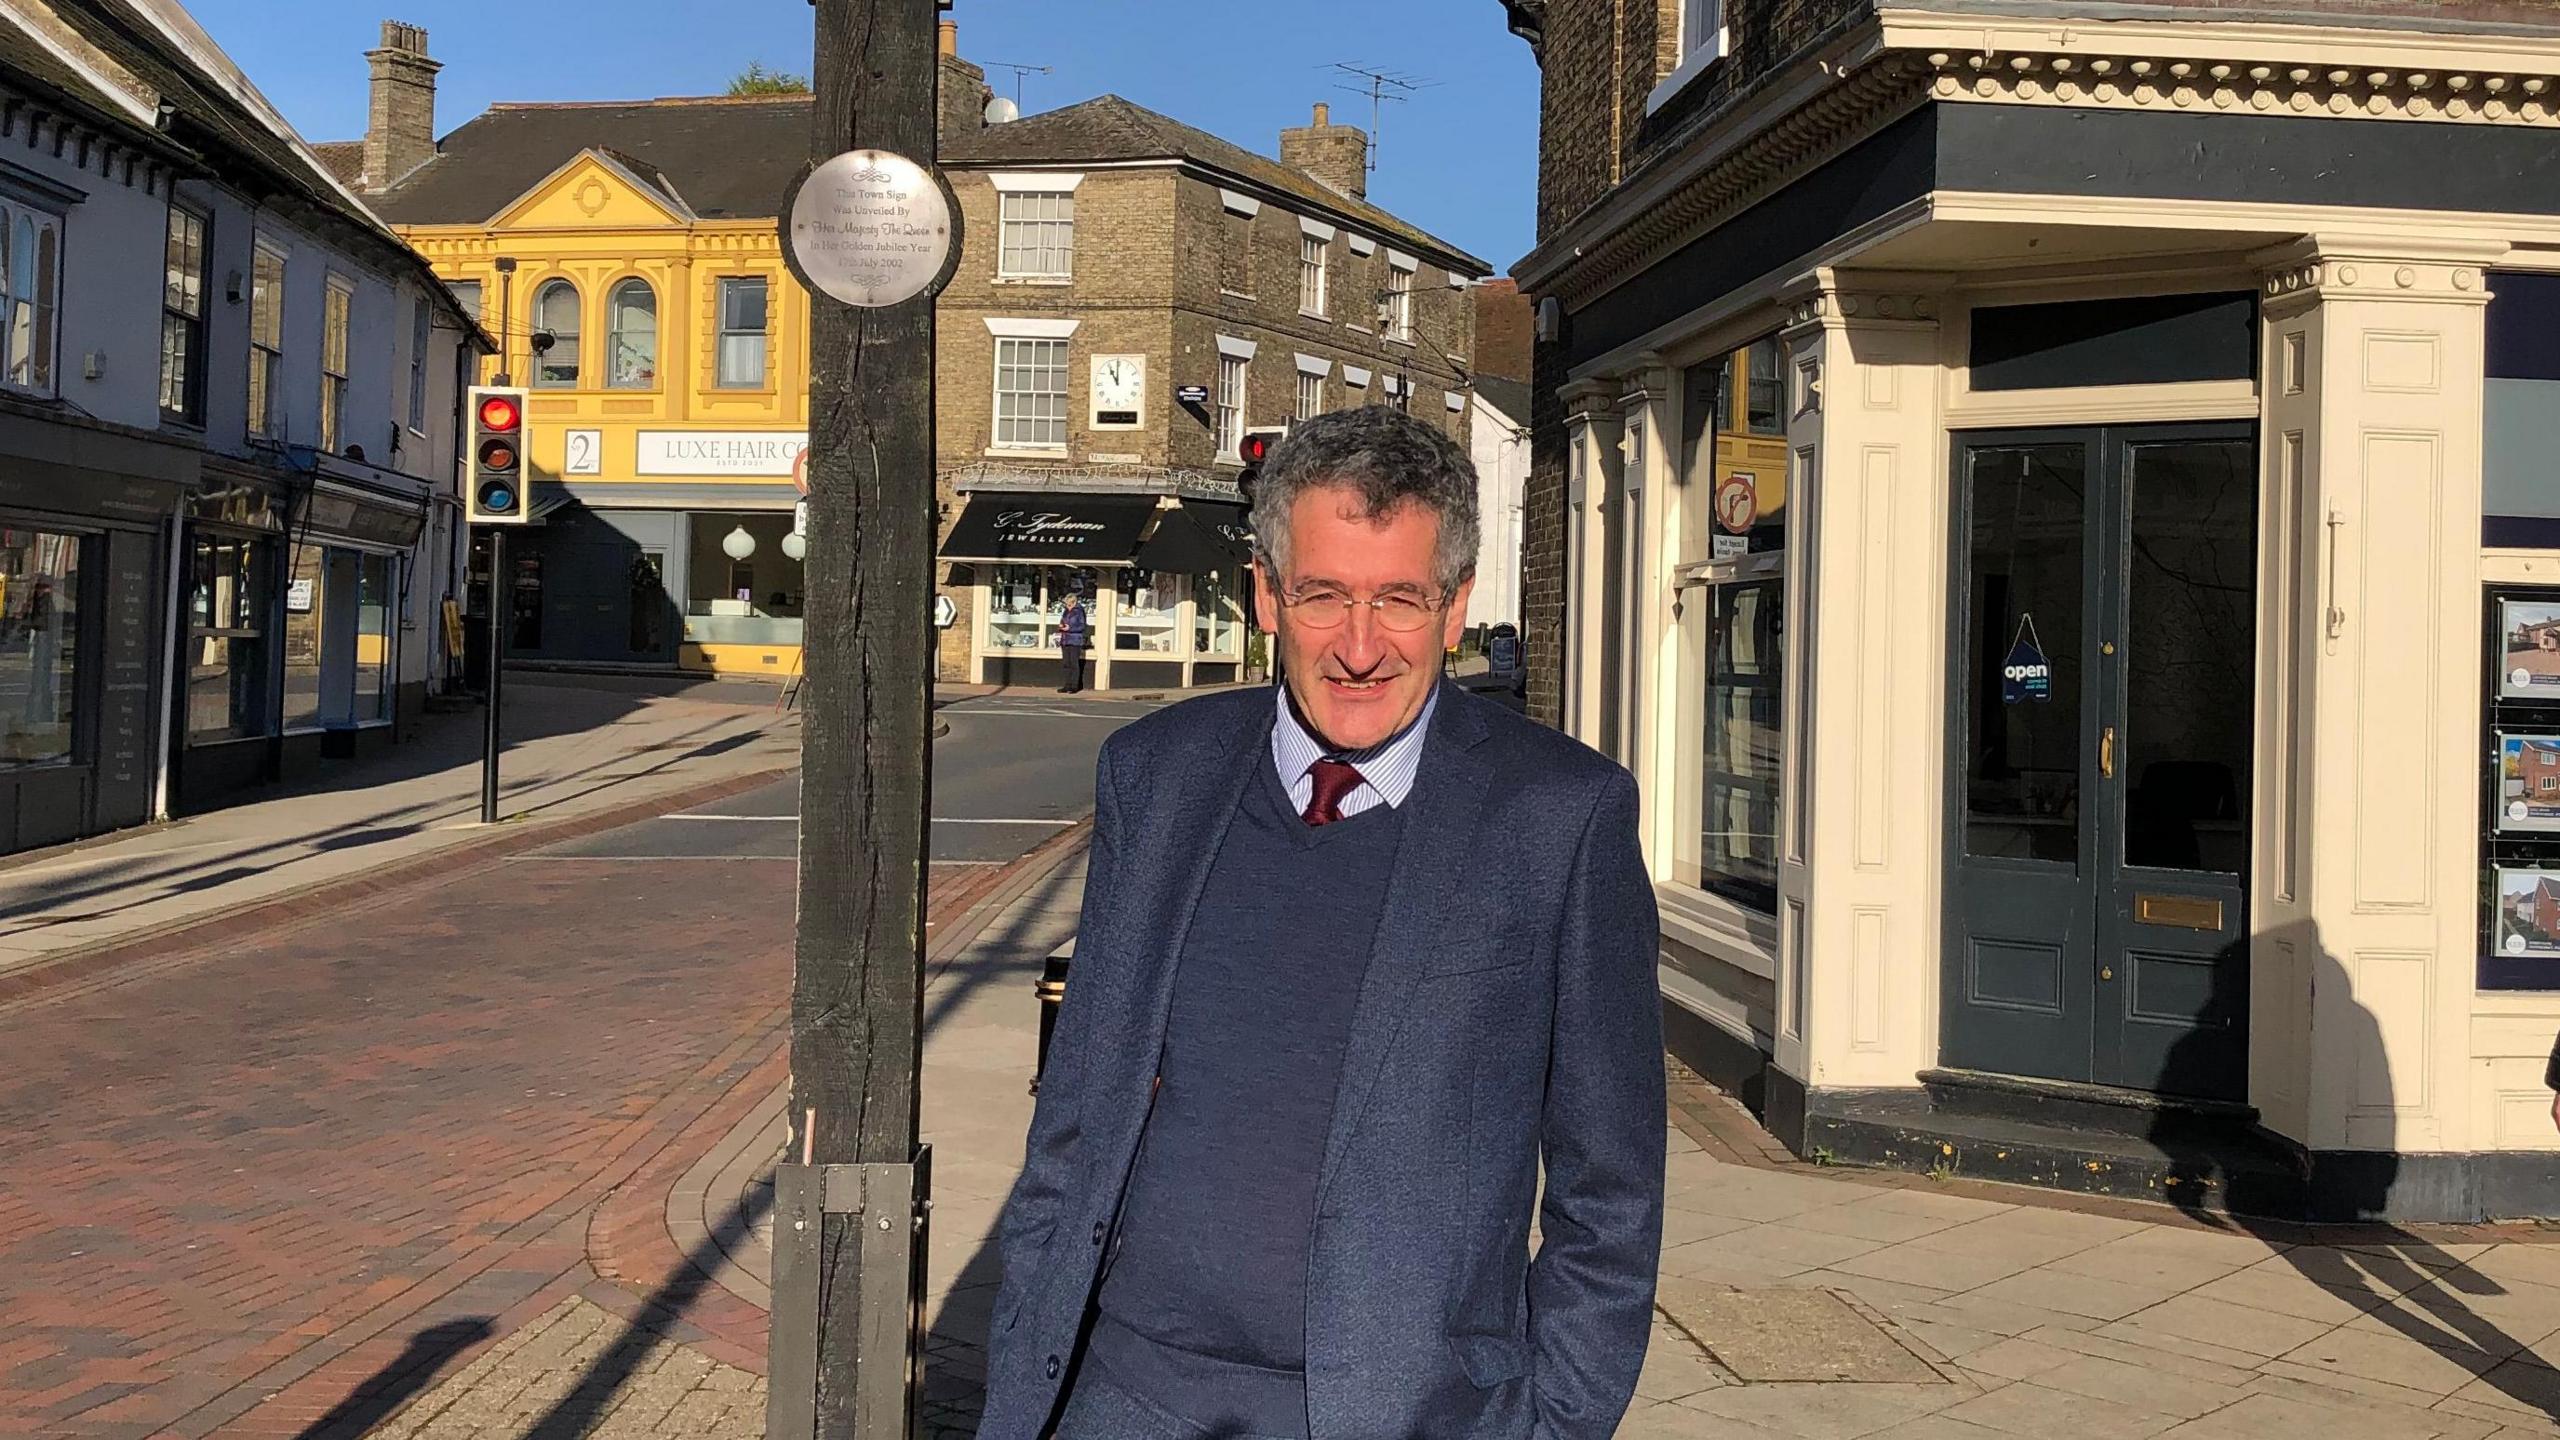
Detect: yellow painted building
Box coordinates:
(332, 90, 820, 675)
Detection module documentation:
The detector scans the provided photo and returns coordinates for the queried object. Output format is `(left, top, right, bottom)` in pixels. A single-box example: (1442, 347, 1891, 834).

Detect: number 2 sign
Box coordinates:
(564, 428, 602, 476)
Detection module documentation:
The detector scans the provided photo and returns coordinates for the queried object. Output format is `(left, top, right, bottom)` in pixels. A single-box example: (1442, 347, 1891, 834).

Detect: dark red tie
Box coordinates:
(1303, 759, 1365, 827)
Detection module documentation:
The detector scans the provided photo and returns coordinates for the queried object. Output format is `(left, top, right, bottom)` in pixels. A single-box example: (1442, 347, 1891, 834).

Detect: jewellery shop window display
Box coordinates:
(2480, 584, 2560, 989)
(987, 563, 1102, 652)
(1115, 568, 1180, 655)
(1195, 567, 1246, 659)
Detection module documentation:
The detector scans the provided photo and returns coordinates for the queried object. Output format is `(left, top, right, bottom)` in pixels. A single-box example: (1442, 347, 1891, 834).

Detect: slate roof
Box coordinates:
(63, 0, 395, 240)
(1472, 375, 1531, 427)
(942, 95, 1485, 273)
(0, 19, 156, 138)
(312, 139, 363, 189)
(9, 0, 482, 341)
(361, 95, 812, 226)
(361, 89, 1486, 272)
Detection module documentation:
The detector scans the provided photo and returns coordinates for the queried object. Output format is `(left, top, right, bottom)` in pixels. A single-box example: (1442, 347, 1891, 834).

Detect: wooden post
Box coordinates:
(780, 0, 941, 1433)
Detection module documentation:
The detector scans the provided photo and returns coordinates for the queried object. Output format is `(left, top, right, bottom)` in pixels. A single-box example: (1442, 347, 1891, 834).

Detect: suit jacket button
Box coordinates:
(1045, 1355, 1061, 1380)
(1091, 1221, 1107, 1245)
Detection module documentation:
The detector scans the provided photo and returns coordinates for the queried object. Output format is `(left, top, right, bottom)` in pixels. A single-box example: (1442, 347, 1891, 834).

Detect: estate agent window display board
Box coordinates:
(2482, 584, 2560, 988)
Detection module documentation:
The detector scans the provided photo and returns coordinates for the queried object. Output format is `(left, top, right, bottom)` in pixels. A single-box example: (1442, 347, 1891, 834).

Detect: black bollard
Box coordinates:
(1032, 947, 1071, 1094)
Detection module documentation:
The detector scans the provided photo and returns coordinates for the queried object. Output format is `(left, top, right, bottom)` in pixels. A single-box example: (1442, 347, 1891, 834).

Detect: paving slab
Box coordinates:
(1657, 1281, 1949, 1385)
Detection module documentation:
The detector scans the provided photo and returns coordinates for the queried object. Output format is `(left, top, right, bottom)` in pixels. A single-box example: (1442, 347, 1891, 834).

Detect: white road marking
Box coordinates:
(660, 815, 1073, 825)
(941, 705, 1149, 720)
(532, 854, 1004, 863)
(524, 845, 783, 855)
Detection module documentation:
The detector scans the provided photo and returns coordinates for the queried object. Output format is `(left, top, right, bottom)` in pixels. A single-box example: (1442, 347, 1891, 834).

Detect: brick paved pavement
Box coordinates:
(0, 782, 1053, 1440)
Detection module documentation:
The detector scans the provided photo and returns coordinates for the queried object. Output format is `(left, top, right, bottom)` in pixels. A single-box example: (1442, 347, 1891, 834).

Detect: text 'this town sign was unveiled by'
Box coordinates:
(786, 150, 956, 309)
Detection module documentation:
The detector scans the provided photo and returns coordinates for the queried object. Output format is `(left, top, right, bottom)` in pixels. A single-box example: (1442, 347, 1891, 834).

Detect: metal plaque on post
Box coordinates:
(784, 149, 960, 310)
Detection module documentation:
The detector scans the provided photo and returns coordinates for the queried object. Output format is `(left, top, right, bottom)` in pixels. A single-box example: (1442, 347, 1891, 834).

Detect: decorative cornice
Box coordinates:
(1500, 0, 1545, 60)
(1531, 17, 2560, 322)
(1533, 55, 1934, 312)
(1783, 284, 1943, 331)
(2257, 246, 2496, 310)
(1925, 49, 2560, 126)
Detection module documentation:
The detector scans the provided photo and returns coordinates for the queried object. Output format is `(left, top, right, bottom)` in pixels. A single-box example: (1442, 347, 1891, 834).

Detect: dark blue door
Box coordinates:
(1944, 424, 2256, 1101)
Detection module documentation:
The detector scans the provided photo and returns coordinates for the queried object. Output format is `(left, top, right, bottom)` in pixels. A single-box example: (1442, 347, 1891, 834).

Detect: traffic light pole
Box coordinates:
(480, 526, 503, 825)
(768, 1, 944, 1435)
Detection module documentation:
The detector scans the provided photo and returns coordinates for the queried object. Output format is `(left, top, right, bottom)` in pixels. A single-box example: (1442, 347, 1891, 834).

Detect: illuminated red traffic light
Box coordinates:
(477, 394, 520, 432)
(1237, 432, 1272, 466)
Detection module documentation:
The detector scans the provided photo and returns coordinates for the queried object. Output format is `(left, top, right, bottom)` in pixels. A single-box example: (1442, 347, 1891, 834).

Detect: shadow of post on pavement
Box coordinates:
(512, 1185, 774, 1438)
(2152, 919, 2559, 1424)
(289, 1318, 494, 1440)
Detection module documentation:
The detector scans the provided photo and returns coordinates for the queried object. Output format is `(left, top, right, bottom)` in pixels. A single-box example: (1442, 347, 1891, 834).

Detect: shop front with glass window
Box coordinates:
(489, 498, 802, 677)
(938, 489, 1253, 691)
(175, 465, 429, 813)
(0, 415, 191, 854)
(1532, 75, 2560, 1216)
(277, 474, 426, 762)
(176, 473, 288, 811)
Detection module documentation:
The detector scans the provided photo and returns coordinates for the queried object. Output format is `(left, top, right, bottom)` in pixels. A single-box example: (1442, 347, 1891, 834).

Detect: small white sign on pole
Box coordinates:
(794, 500, 809, 537)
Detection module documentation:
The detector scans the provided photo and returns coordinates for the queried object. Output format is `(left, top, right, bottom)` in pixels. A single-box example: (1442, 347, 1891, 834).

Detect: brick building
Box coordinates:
(934, 93, 1487, 690)
(333, 20, 1483, 690)
(1505, 0, 2560, 1219)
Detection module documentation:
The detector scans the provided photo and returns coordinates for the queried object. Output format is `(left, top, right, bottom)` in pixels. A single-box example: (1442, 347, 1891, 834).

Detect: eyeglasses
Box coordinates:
(1278, 584, 1445, 632)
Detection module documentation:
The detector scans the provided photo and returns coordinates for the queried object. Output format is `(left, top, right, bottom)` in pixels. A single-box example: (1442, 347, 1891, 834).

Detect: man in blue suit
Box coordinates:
(983, 406, 1664, 1440)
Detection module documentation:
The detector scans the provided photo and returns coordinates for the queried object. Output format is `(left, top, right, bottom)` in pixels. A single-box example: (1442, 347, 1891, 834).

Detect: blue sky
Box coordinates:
(182, 0, 1543, 271)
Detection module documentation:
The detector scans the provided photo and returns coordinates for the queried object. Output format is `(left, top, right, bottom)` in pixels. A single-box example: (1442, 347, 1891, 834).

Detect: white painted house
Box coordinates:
(1465, 374, 1529, 636)
(0, 0, 484, 852)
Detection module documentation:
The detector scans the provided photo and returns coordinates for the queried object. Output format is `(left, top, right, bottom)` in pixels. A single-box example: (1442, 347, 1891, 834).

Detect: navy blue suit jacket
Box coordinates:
(982, 681, 1666, 1440)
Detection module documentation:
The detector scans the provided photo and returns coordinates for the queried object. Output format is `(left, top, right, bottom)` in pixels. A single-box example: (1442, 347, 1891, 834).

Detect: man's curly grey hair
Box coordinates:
(1247, 405, 1481, 598)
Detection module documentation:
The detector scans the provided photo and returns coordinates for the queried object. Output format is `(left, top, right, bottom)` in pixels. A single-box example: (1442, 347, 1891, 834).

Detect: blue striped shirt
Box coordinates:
(1270, 681, 1439, 820)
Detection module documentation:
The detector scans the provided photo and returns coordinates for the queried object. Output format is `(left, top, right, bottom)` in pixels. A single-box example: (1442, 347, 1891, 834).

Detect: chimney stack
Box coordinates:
(936, 19, 992, 149)
(1280, 102, 1367, 202)
(362, 20, 438, 192)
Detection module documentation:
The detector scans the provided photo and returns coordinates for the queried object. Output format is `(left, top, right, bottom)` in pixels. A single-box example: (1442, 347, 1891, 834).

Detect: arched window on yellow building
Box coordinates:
(607, 278, 656, 390)
(533, 279, 580, 388)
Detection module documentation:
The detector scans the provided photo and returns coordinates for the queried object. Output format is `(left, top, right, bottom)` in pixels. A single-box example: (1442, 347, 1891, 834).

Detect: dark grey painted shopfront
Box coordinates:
(0, 415, 192, 855)
(500, 506, 686, 666)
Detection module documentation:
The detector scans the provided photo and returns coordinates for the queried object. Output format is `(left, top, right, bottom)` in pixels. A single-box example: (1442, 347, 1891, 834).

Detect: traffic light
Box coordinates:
(465, 385, 530, 525)
(1235, 425, 1287, 505)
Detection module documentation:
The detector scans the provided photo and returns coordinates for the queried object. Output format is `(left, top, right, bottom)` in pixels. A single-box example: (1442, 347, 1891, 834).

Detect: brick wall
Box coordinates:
(1636, 0, 1869, 151)
(929, 161, 1478, 678)
(1523, 327, 1570, 729)
(1474, 279, 1533, 382)
(1522, 0, 1867, 725)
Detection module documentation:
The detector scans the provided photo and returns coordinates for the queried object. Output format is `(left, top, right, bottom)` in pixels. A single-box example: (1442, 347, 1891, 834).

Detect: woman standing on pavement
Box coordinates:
(1057, 590, 1091, 694)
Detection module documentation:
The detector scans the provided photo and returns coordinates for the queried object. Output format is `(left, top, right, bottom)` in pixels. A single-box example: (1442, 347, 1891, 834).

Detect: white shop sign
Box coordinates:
(634, 431, 809, 477)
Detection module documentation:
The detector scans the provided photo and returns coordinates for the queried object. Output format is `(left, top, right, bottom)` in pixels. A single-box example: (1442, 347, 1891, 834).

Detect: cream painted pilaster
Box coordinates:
(1621, 356, 1677, 871)
(1785, 274, 1953, 1092)
(1095, 581, 1117, 691)
(970, 578, 991, 685)
(2253, 244, 2494, 1154)
(1561, 380, 1619, 748)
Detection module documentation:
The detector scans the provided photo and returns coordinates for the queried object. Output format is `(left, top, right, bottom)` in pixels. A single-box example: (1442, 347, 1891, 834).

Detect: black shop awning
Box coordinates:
(937, 492, 1157, 562)
(1133, 502, 1252, 575)
(1188, 501, 1254, 559)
